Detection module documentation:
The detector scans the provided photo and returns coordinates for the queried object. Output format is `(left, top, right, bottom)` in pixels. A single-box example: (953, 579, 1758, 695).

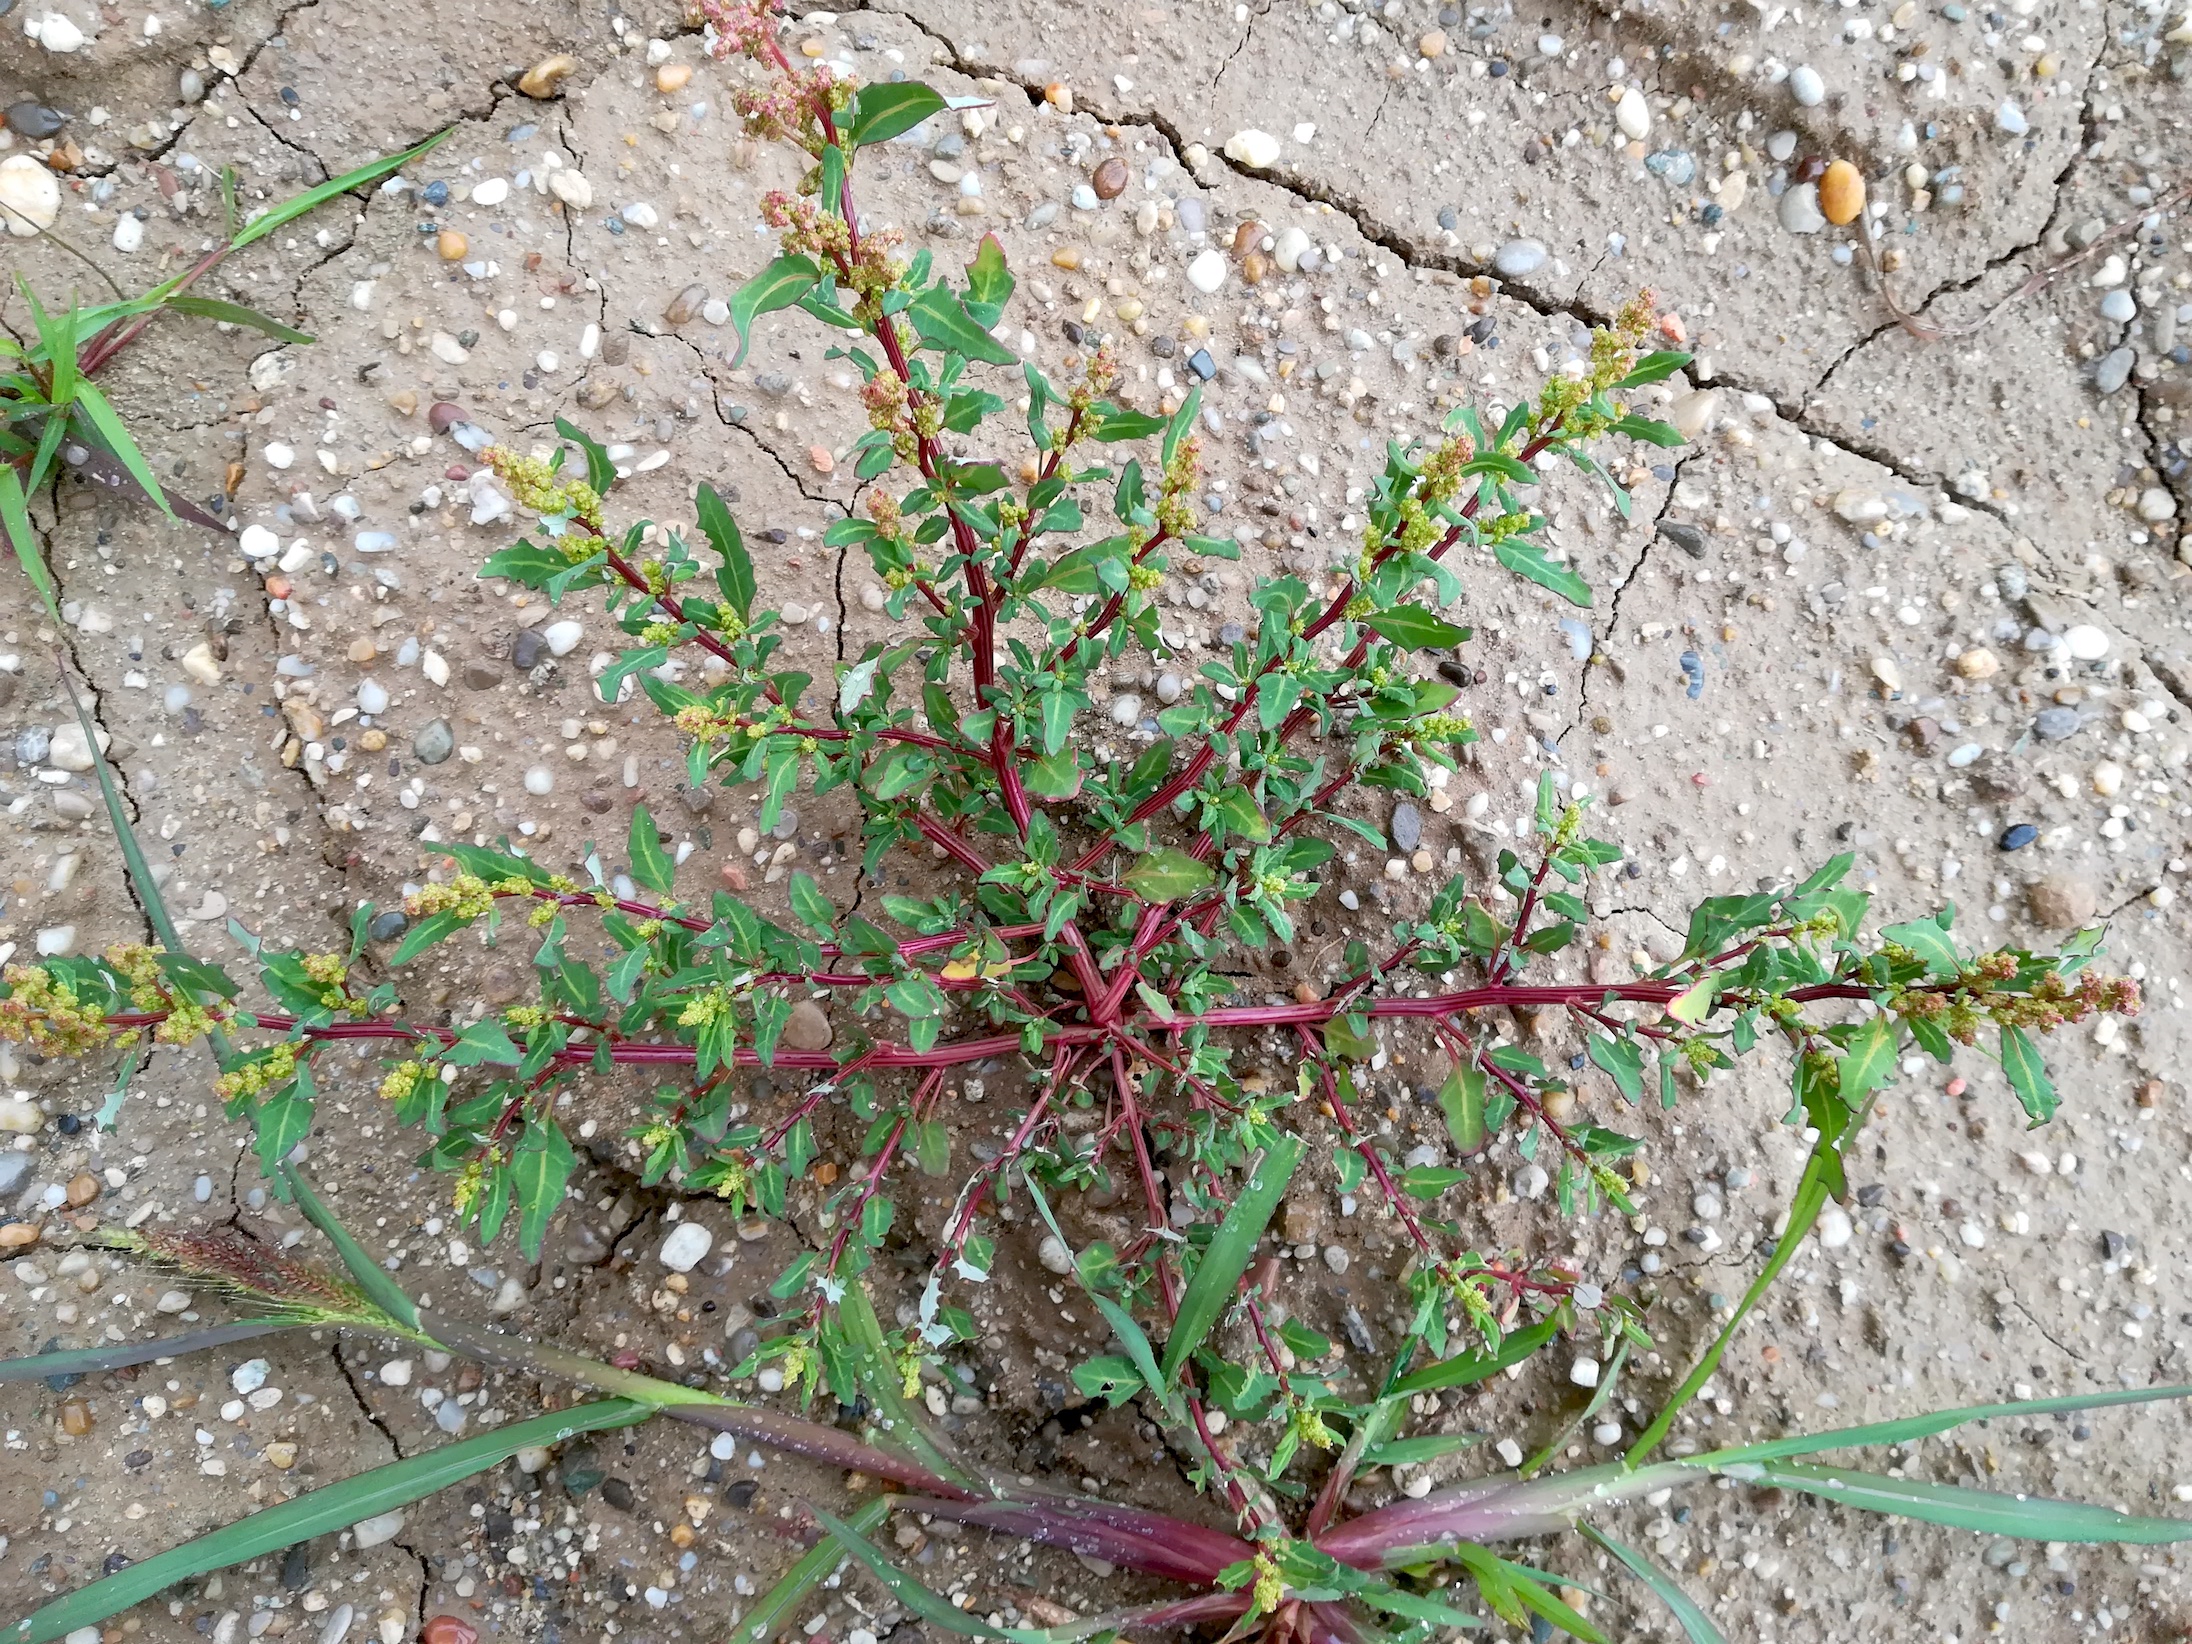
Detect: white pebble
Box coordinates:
(658, 1221, 714, 1273)
(473, 177, 510, 206)
(1223, 129, 1281, 169)
(111, 214, 145, 253)
(1186, 249, 1227, 294)
(523, 765, 554, 796)
(357, 679, 389, 716)
(543, 619, 584, 656)
(2062, 624, 2110, 661)
(1816, 1205, 1854, 1248)
(1613, 86, 1650, 140)
(1789, 64, 1826, 105)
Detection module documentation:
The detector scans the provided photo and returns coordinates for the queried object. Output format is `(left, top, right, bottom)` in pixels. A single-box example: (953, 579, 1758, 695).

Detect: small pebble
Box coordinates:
(1789, 65, 1826, 106)
(1492, 239, 1546, 278)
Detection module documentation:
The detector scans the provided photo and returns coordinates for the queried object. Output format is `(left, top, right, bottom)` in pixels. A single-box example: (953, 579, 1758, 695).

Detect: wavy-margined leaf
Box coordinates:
(6, 1400, 649, 1644)
(728, 254, 821, 368)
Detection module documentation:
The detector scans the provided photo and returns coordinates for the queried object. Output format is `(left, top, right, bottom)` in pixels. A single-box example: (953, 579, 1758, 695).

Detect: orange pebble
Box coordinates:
(1819, 160, 1865, 225)
(436, 228, 468, 261)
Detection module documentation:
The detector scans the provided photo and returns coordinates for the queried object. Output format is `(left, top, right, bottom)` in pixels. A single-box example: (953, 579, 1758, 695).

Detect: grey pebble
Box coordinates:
(2094, 347, 2134, 395)
(1788, 65, 1826, 105)
(1778, 183, 1826, 234)
(15, 728, 50, 766)
(1390, 802, 1422, 853)
(769, 805, 800, 841)
(0, 1153, 31, 1199)
(412, 718, 455, 765)
(2033, 707, 2083, 741)
(1656, 520, 1706, 558)
(368, 909, 409, 941)
(1154, 671, 1183, 705)
(1493, 239, 1546, 279)
(511, 629, 548, 670)
(2099, 290, 2136, 324)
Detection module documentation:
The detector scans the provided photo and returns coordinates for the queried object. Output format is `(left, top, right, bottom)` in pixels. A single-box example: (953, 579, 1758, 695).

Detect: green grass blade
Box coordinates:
(1021, 1178, 1172, 1418)
(0, 465, 59, 623)
(1581, 1526, 1727, 1644)
(229, 129, 451, 252)
(1158, 1132, 1304, 1387)
(1738, 1458, 2192, 1544)
(1689, 1382, 2192, 1469)
(809, 1507, 1005, 1639)
(0, 1321, 305, 1384)
(68, 380, 173, 521)
(834, 1280, 975, 1490)
(56, 672, 232, 1071)
(6, 1399, 650, 1644)
(281, 1164, 422, 1331)
(1625, 1125, 1839, 1466)
(161, 295, 314, 344)
(736, 1498, 890, 1644)
(1389, 1318, 1558, 1398)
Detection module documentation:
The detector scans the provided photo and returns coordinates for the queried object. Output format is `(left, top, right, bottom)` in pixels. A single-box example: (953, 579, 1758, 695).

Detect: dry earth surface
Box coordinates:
(3, 0, 2192, 1639)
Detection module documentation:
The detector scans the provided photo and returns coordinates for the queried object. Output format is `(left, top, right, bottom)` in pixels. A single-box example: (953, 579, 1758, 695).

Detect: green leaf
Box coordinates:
(390, 908, 467, 966)
(69, 380, 173, 524)
(1492, 541, 1591, 607)
(0, 1321, 306, 1384)
(627, 803, 675, 896)
(163, 294, 314, 344)
(1581, 1528, 1727, 1644)
(6, 1401, 648, 1644)
(738, 1498, 891, 1643)
(280, 1165, 422, 1331)
(440, 1019, 523, 1068)
(228, 128, 452, 252)
(1390, 1318, 1557, 1397)
(1361, 1431, 1482, 1468)
(1733, 1459, 2192, 1544)
(907, 285, 1018, 366)
(1587, 1035, 1645, 1104)
(1209, 786, 1270, 842)
(696, 483, 753, 617)
(849, 82, 950, 149)
(728, 253, 821, 368)
(961, 232, 1016, 327)
(1159, 1135, 1305, 1387)
(1837, 1014, 1899, 1107)
(808, 1508, 1006, 1639)
(1123, 846, 1215, 903)
(1696, 1383, 2192, 1470)
(1617, 350, 1692, 389)
(789, 871, 837, 938)
(512, 1118, 577, 1259)
(253, 1069, 314, 1178)
(1438, 1065, 1487, 1153)
(1363, 607, 1470, 650)
(554, 416, 616, 496)
(2000, 1023, 2057, 1125)
(1023, 1180, 1175, 1420)
(0, 466, 58, 622)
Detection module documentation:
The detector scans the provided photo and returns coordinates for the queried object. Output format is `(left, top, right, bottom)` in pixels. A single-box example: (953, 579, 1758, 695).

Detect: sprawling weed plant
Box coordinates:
(1, 7, 2176, 1641)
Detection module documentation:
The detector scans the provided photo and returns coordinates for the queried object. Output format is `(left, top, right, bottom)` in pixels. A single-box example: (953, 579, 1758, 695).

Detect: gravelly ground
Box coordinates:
(4, 0, 2192, 1639)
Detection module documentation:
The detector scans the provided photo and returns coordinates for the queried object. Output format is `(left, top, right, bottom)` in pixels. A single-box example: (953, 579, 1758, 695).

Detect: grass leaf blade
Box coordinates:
(1743, 1459, 2192, 1544)
(1582, 1526, 1728, 1644)
(281, 1164, 422, 1331)
(0, 1321, 306, 1384)
(6, 1400, 650, 1644)
(162, 295, 316, 345)
(736, 1498, 890, 1643)
(1158, 1133, 1304, 1387)
(227, 129, 451, 252)
(808, 1507, 1004, 1639)
(68, 380, 174, 522)
(1689, 1382, 2192, 1469)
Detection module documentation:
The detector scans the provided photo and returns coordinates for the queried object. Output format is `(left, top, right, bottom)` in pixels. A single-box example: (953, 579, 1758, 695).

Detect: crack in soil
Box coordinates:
(1561, 450, 1693, 744)
(862, 0, 2024, 534)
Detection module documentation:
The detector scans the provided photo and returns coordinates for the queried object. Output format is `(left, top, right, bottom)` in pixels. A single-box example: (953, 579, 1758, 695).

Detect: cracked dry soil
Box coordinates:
(5, 0, 2192, 1639)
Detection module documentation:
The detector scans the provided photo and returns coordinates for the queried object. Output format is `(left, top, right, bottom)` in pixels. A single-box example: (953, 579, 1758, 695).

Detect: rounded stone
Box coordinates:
(543, 619, 584, 656)
(1091, 156, 1128, 199)
(658, 1221, 714, 1273)
(1613, 86, 1650, 141)
(1997, 823, 2038, 852)
(2062, 624, 2110, 660)
(518, 54, 577, 98)
(412, 719, 455, 765)
(0, 155, 62, 238)
(1492, 239, 1546, 278)
(511, 629, 549, 670)
(368, 909, 410, 941)
(5, 101, 67, 140)
(1186, 248, 1227, 294)
(1818, 161, 1864, 225)
(1778, 183, 1826, 234)
(1788, 64, 1826, 105)
(782, 999, 833, 1051)
(2027, 874, 2098, 928)
(1224, 129, 1281, 169)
